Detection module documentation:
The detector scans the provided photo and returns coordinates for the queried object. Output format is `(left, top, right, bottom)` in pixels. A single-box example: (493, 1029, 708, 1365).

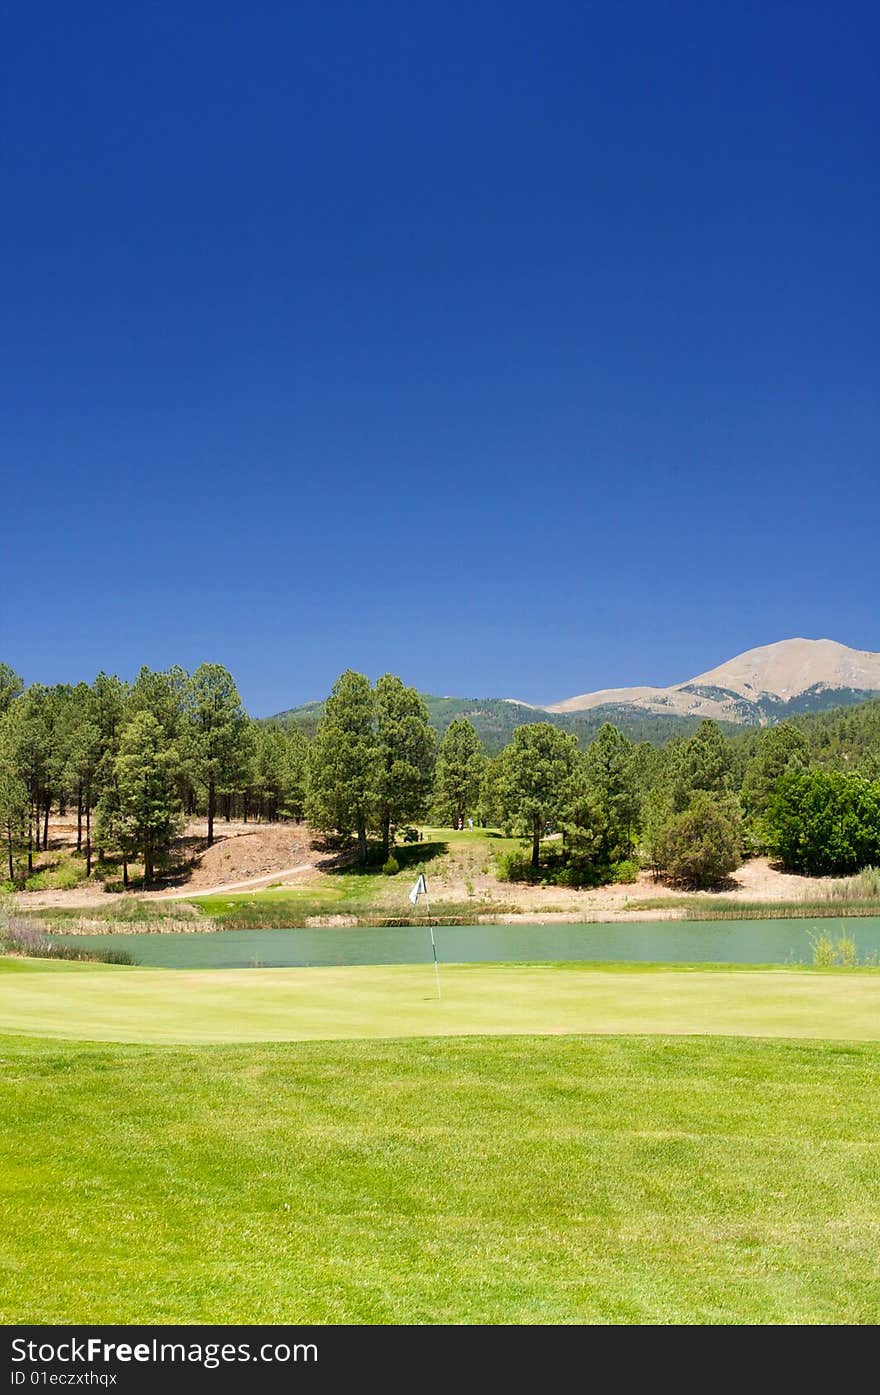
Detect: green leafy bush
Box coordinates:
(54, 862, 88, 890)
(382, 855, 400, 876)
(609, 859, 640, 884)
(23, 870, 51, 892)
(554, 865, 598, 888)
(765, 770, 880, 876)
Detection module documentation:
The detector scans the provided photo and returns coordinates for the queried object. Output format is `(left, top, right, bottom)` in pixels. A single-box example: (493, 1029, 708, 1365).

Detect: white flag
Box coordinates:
(408, 873, 427, 905)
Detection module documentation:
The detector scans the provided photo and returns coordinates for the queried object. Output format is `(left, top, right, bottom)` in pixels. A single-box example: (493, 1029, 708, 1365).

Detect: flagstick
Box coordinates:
(425, 889, 441, 1001)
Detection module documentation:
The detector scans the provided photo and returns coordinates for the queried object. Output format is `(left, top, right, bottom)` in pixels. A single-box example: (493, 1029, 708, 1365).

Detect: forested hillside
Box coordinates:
(271, 692, 731, 752)
(3, 657, 879, 895)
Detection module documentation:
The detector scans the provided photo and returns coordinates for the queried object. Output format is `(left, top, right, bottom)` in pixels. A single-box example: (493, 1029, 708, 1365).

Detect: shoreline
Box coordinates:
(35, 901, 880, 933)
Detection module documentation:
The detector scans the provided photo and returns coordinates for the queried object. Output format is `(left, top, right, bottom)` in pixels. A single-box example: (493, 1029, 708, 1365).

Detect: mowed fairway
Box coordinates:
(2, 958, 880, 1324)
(1, 1031, 879, 1324)
(3, 957, 880, 1044)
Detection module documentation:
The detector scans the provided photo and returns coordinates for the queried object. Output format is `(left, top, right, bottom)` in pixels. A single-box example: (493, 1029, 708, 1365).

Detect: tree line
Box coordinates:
(0, 662, 306, 884)
(2, 658, 879, 888)
(483, 714, 880, 885)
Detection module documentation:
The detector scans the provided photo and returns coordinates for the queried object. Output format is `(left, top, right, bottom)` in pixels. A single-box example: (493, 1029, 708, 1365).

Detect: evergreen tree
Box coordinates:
(127, 665, 193, 809)
(0, 760, 28, 882)
(673, 719, 734, 809)
(478, 755, 507, 830)
(2, 686, 50, 871)
(249, 724, 308, 822)
(434, 718, 485, 826)
(496, 723, 578, 867)
(306, 670, 377, 862)
(741, 722, 810, 820)
(0, 664, 23, 715)
(654, 792, 743, 888)
(186, 664, 249, 845)
(282, 727, 309, 821)
(65, 704, 102, 875)
(372, 675, 436, 860)
(250, 724, 287, 821)
(560, 755, 604, 868)
(581, 723, 641, 861)
(112, 712, 181, 882)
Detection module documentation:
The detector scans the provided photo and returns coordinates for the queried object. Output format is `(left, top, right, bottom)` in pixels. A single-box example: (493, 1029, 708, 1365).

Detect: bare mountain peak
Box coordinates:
(544, 638, 880, 720)
(688, 638, 880, 700)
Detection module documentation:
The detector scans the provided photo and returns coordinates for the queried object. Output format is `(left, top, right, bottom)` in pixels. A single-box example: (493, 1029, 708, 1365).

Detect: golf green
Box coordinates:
(2, 956, 880, 1043)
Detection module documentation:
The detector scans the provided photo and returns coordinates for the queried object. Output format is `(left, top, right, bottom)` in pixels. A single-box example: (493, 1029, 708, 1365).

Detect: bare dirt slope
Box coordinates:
(14, 820, 322, 910)
(162, 821, 313, 891)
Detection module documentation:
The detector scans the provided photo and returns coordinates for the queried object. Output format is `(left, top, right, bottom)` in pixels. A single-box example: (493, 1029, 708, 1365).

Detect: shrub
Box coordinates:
(609, 859, 640, 884)
(498, 849, 639, 889)
(382, 855, 400, 876)
(54, 862, 88, 890)
(837, 933, 858, 967)
(496, 850, 539, 883)
(655, 794, 743, 888)
(811, 931, 860, 967)
(23, 870, 51, 892)
(811, 933, 837, 967)
(765, 770, 880, 876)
(554, 865, 594, 888)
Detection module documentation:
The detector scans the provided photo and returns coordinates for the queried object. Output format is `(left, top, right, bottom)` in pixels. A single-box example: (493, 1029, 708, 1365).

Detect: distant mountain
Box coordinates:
(546, 639, 880, 723)
(268, 692, 730, 754)
(267, 639, 880, 752)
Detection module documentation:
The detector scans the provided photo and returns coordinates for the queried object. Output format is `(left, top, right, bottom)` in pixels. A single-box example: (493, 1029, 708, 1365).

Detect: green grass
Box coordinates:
(20, 853, 91, 893)
(192, 880, 381, 924)
(188, 887, 508, 927)
(3, 957, 880, 1044)
(1, 1030, 879, 1323)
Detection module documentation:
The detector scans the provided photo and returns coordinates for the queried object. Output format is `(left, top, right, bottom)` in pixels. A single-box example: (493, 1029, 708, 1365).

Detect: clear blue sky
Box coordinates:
(2, 2, 877, 713)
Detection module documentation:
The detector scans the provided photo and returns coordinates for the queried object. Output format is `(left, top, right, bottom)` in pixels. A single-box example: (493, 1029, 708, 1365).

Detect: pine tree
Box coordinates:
(373, 675, 436, 860)
(434, 718, 485, 827)
(496, 723, 578, 868)
(112, 712, 181, 882)
(306, 671, 377, 863)
(186, 665, 249, 845)
(581, 723, 641, 861)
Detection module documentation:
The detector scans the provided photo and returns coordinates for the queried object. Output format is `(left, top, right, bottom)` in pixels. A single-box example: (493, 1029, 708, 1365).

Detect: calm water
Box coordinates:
(55, 918, 880, 969)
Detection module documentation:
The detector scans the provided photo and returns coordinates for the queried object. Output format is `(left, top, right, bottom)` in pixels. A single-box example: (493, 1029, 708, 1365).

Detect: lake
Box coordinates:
(55, 918, 880, 969)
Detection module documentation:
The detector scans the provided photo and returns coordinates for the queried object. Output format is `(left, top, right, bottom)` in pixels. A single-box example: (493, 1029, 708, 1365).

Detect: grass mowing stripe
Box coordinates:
(1, 1033, 878, 1324)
